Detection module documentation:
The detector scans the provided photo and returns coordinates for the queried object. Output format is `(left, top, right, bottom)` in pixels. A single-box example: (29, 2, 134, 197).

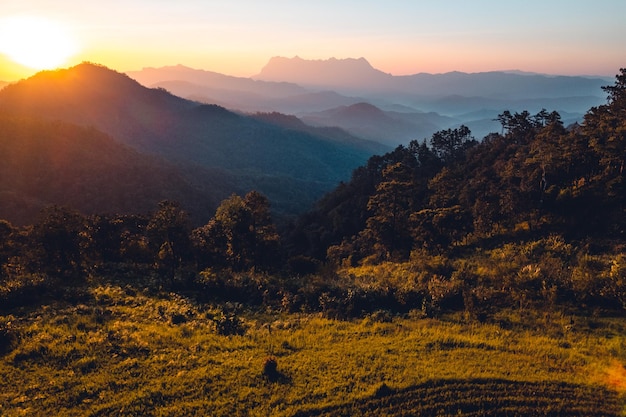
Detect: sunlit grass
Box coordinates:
(0, 282, 624, 416)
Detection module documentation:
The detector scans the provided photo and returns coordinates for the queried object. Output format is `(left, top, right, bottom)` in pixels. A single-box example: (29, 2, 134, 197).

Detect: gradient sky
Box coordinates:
(1, 0, 625, 81)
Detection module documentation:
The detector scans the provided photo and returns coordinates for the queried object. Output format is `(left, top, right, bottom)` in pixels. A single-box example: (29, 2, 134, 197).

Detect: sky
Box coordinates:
(0, 0, 625, 81)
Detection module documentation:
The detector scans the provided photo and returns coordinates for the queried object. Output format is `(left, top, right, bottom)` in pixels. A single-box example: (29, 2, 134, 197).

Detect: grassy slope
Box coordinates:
(0, 281, 624, 416)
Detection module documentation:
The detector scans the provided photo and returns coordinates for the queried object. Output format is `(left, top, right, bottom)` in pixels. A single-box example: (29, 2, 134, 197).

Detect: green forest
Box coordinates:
(0, 70, 625, 416)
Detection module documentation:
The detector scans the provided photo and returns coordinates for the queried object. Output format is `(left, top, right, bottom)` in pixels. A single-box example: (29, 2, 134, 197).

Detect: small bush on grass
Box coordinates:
(0, 316, 18, 354)
(263, 356, 279, 381)
(212, 313, 245, 336)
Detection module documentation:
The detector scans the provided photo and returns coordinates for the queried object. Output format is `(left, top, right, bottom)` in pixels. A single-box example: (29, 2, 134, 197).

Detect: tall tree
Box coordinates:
(147, 201, 192, 273)
(32, 206, 86, 280)
(209, 191, 281, 271)
(430, 125, 475, 164)
(365, 162, 416, 260)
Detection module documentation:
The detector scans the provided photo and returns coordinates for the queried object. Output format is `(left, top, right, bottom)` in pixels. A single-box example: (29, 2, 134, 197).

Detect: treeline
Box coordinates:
(1, 70, 625, 319)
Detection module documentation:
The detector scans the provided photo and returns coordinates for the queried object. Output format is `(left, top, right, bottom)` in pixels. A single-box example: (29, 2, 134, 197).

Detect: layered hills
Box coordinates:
(0, 59, 613, 225)
(0, 63, 384, 225)
(129, 57, 608, 144)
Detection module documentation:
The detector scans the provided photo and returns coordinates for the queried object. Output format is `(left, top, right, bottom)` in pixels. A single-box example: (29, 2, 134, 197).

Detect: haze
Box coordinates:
(1, 0, 625, 81)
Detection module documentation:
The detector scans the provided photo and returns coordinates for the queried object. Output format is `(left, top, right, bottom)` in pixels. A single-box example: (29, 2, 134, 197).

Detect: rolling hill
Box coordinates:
(0, 116, 218, 225)
(300, 102, 455, 146)
(0, 63, 383, 223)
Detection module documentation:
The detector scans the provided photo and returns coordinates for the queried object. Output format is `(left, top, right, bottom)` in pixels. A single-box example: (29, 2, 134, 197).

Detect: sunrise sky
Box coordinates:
(1, 0, 625, 81)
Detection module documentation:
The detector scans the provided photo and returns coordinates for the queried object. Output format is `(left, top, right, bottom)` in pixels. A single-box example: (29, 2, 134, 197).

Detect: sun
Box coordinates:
(0, 15, 79, 71)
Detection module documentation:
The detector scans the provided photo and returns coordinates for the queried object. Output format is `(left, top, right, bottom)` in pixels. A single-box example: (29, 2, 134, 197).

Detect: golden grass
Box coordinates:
(0, 283, 624, 416)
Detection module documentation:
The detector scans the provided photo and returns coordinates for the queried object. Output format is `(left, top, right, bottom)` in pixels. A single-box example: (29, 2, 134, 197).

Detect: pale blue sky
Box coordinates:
(1, 0, 624, 79)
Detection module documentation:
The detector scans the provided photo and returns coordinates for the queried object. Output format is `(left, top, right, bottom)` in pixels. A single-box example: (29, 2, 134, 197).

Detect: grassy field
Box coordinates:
(0, 281, 624, 416)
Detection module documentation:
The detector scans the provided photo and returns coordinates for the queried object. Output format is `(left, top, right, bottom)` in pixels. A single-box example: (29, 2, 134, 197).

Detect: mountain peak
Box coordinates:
(254, 56, 391, 90)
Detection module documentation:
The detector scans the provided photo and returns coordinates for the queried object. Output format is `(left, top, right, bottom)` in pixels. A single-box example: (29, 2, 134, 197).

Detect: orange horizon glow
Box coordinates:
(2, 50, 620, 84)
(1, 2, 624, 82)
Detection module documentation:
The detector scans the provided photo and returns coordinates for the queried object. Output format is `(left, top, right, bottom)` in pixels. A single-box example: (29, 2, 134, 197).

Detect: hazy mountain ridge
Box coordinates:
(127, 64, 306, 97)
(254, 56, 610, 98)
(0, 63, 381, 223)
(126, 57, 609, 145)
(149, 80, 365, 114)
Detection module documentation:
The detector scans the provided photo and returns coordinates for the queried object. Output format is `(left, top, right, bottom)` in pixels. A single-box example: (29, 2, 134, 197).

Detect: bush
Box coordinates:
(213, 313, 245, 336)
(262, 356, 278, 380)
(0, 317, 18, 354)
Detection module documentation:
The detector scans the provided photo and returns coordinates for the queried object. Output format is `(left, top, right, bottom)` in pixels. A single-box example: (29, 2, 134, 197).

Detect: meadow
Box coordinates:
(1, 276, 624, 416)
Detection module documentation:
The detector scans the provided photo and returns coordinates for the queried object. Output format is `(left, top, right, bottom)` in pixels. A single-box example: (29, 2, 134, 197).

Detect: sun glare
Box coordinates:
(0, 15, 79, 71)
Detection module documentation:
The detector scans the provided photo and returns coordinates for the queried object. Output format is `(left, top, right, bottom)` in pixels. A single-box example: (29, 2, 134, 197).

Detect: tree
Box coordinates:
(580, 69, 626, 235)
(147, 201, 192, 274)
(365, 162, 416, 260)
(208, 191, 281, 271)
(410, 205, 471, 251)
(430, 125, 475, 164)
(243, 191, 281, 271)
(32, 206, 86, 280)
(191, 217, 225, 269)
(496, 110, 536, 141)
(0, 220, 16, 278)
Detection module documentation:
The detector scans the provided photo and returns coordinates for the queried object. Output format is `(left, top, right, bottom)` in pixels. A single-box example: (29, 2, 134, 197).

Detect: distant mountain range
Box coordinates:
(127, 65, 365, 114)
(128, 57, 610, 143)
(254, 56, 610, 99)
(0, 63, 385, 225)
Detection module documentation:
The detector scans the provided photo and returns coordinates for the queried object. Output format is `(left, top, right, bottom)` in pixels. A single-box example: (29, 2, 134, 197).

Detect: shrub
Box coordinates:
(262, 356, 278, 380)
(0, 316, 18, 354)
(213, 313, 245, 336)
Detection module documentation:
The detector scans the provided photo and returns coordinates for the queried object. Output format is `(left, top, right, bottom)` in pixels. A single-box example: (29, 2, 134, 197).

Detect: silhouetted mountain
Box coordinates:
(0, 81, 7, 90)
(0, 63, 380, 220)
(0, 116, 218, 225)
(254, 56, 394, 92)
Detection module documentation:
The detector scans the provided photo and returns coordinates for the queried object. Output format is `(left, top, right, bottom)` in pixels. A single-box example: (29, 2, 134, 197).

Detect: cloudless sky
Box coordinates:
(1, 0, 625, 80)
